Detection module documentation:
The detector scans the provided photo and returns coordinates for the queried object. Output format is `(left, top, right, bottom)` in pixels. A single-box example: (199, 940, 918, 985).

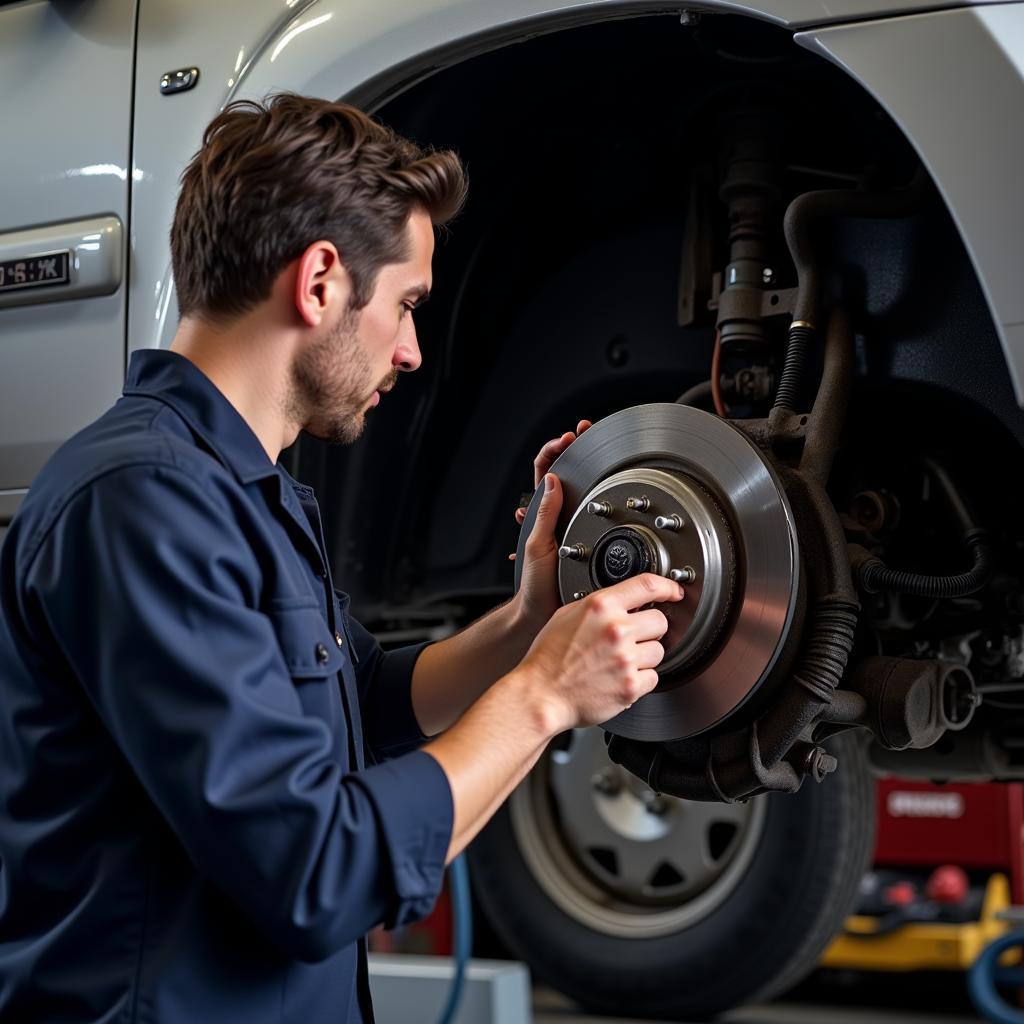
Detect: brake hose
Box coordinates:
(774, 170, 927, 414)
(434, 854, 472, 1024)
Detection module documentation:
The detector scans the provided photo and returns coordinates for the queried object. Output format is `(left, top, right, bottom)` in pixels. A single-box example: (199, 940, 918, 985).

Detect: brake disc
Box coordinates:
(515, 403, 800, 742)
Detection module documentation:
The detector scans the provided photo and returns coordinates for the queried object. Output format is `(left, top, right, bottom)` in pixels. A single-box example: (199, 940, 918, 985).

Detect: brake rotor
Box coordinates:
(515, 403, 799, 741)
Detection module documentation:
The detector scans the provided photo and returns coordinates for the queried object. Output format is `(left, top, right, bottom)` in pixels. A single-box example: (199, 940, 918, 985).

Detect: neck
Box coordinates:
(170, 314, 300, 464)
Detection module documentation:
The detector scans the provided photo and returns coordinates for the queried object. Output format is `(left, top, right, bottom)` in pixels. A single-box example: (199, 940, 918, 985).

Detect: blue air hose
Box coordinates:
(435, 854, 472, 1024)
(969, 930, 1024, 1024)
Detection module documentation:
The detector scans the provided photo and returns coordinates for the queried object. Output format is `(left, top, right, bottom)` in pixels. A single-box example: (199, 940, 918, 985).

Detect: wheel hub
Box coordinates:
(558, 466, 737, 675)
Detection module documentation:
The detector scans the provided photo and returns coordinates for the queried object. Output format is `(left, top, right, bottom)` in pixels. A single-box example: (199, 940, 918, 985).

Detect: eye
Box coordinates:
(400, 302, 416, 319)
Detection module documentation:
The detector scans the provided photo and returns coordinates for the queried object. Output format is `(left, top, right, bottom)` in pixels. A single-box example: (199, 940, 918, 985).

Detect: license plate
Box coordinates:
(0, 251, 71, 294)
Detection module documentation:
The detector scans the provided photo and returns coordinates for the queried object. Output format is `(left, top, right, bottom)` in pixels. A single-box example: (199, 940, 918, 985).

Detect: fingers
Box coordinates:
(634, 639, 666, 671)
(624, 607, 669, 642)
(533, 419, 593, 486)
(514, 506, 527, 525)
(534, 432, 575, 486)
(603, 573, 685, 612)
(635, 668, 660, 694)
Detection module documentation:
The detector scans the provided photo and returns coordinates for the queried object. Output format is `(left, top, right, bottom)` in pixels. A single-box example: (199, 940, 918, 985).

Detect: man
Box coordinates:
(0, 93, 680, 1022)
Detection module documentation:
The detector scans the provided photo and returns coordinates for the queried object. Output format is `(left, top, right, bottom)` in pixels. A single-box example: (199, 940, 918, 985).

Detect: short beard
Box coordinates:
(287, 306, 396, 446)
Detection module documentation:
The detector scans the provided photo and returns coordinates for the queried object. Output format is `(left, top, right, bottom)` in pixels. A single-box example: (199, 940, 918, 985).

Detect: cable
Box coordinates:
(710, 329, 728, 416)
(434, 854, 472, 1024)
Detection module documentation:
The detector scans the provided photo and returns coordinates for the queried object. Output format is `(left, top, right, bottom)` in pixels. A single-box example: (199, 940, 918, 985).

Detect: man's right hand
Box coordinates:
(423, 572, 683, 863)
(518, 573, 684, 733)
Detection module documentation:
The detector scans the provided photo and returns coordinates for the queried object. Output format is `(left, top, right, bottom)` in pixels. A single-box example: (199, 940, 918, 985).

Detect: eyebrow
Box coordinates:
(405, 285, 431, 307)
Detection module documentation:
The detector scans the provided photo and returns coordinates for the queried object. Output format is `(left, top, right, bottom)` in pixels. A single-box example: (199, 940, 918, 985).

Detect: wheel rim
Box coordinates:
(510, 728, 766, 939)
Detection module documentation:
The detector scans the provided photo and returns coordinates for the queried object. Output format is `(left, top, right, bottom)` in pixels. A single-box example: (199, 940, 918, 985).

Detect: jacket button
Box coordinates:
(334, 632, 344, 649)
(315, 643, 329, 664)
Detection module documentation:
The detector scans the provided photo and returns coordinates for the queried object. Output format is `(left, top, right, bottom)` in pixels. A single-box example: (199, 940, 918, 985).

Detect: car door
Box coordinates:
(0, 0, 136, 539)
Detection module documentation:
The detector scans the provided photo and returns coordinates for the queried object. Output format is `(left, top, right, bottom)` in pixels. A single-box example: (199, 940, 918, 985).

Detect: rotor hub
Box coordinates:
(558, 467, 737, 674)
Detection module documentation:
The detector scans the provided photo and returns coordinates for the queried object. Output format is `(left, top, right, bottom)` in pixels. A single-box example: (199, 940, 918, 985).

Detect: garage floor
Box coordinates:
(532, 984, 987, 1023)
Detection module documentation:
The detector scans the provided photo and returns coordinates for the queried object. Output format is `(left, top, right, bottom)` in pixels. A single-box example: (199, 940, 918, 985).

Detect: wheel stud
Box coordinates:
(669, 567, 696, 584)
(654, 514, 684, 532)
(558, 543, 589, 561)
(592, 767, 622, 796)
(625, 496, 650, 512)
(586, 500, 613, 517)
(645, 794, 670, 816)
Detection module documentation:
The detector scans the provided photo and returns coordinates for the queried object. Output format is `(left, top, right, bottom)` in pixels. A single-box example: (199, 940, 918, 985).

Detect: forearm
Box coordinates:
(423, 666, 560, 862)
(411, 595, 542, 737)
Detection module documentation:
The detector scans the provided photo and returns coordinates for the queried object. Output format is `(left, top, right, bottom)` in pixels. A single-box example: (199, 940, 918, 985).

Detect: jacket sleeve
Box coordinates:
(22, 461, 452, 962)
(338, 598, 433, 759)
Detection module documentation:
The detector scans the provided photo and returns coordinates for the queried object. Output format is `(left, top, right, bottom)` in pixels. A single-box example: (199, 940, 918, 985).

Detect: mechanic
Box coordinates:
(0, 93, 681, 1023)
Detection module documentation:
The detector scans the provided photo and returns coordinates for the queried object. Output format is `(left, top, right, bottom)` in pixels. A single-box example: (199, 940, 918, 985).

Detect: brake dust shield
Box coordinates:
(515, 403, 800, 742)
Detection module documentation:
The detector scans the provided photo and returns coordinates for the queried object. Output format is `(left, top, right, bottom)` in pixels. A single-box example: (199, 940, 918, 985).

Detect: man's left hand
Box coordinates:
(512, 420, 592, 629)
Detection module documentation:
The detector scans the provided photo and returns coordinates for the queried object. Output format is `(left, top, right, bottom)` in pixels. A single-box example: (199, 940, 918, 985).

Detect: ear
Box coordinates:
(293, 240, 352, 328)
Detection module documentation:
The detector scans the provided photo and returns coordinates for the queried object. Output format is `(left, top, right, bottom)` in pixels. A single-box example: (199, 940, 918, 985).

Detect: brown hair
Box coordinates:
(170, 92, 467, 321)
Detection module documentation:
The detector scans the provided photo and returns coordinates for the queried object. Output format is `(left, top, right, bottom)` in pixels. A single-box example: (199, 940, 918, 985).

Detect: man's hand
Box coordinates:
(423, 572, 683, 861)
(512, 419, 592, 629)
(514, 419, 593, 527)
(518, 572, 683, 732)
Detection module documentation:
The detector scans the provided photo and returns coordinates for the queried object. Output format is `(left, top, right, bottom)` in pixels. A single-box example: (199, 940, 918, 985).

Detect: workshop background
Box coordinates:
(5, 0, 1024, 1022)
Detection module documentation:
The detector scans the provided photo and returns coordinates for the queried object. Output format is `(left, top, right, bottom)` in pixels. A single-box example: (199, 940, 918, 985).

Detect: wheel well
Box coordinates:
(294, 12, 1023, 620)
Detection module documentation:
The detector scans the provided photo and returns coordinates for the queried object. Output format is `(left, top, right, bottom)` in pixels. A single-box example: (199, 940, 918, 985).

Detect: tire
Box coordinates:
(468, 728, 875, 1020)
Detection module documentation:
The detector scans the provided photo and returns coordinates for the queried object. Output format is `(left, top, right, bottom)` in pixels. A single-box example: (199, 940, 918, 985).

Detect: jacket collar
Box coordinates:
(123, 349, 279, 485)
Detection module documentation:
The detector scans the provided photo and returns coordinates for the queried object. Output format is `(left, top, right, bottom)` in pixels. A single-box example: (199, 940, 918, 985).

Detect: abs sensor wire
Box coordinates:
(849, 458, 994, 599)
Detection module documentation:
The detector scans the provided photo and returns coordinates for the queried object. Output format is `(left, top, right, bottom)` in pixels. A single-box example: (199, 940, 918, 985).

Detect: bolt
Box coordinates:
(625, 496, 651, 513)
(654, 514, 684, 532)
(669, 567, 696, 585)
(679, 10, 700, 25)
(805, 747, 838, 783)
(762, 266, 775, 285)
(644, 794, 670, 816)
(558, 543, 589, 561)
(592, 767, 622, 796)
(586, 500, 613, 517)
(572, 591, 589, 601)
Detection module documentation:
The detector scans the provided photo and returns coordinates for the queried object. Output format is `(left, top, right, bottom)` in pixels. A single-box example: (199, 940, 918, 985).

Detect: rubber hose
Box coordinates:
(791, 601, 859, 704)
(855, 529, 993, 598)
(968, 930, 1024, 1024)
(777, 170, 926, 413)
(435, 854, 473, 1024)
(773, 323, 814, 412)
(675, 377, 735, 407)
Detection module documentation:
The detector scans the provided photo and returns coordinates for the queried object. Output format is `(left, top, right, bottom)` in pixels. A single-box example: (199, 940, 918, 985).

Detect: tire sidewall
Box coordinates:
(468, 732, 874, 1019)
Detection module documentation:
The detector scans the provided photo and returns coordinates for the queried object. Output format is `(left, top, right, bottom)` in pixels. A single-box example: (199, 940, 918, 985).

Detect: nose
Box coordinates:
(394, 319, 422, 373)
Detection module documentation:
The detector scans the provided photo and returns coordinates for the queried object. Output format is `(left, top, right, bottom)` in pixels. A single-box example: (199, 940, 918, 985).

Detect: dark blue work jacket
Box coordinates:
(0, 349, 453, 1023)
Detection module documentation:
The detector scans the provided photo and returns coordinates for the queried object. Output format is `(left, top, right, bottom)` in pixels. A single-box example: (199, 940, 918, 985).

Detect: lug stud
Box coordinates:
(625, 496, 650, 512)
(669, 567, 696, 584)
(572, 591, 589, 601)
(558, 543, 589, 561)
(654, 514, 684, 532)
(592, 767, 622, 795)
(586, 500, 613, 517)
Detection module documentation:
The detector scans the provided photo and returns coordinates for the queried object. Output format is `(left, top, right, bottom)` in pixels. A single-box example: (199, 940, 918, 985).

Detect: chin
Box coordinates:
(305, 412, 365, 447)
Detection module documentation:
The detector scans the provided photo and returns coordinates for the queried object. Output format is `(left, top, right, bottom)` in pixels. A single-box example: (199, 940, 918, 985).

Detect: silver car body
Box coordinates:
(2, 0, 1024, 532)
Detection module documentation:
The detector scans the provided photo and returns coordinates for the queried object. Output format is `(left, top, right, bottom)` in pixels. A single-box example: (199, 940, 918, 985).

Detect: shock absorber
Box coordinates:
(714, 109, 781, 356)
